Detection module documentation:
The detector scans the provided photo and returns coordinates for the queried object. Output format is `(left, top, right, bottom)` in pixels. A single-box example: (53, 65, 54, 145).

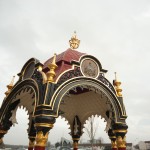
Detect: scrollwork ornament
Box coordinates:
(56, 67, 82, 89)
(98, 73, 116, 93)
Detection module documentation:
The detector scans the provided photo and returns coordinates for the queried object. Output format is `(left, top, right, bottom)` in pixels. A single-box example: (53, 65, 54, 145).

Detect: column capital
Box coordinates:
(35, 131, 49, 147)
(111, 140, 117, 149)
(28, 136, 35, 148)
(116, 136, 126, 148)
(34, 123, 53, 128)
(113, 129, 127, 133)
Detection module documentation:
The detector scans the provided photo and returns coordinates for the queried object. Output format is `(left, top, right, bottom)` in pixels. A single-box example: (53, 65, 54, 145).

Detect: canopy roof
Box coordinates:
(43, 48, 85, 81)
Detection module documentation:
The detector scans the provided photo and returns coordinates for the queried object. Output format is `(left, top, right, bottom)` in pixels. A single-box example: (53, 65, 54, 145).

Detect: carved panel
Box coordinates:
(56, 67, 82, 89)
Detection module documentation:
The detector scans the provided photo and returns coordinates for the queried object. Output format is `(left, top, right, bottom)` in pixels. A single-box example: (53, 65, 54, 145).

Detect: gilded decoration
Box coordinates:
(5, 76, 15, 96)
(114, 129, 127, 133)
(47, 53, 58, 83)
(69, 31, 80, 49)
(117, 136, 126, 148)
(35, 131, 49, 147)
(111, 140, 117, 148)
(113, 72, 122, 97)
(37, 64, 43, 72)
(34, 123, 53, 128)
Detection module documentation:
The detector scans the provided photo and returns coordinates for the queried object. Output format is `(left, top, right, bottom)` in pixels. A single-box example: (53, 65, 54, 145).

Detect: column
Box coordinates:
(108, 129, 117, 150)
(114, 129, 127, 150)
(0, 130, 7, 148)
(71, 116, 81, 150)
(110, 136, 117, 150)
(28, 136, 35, 150)
(116, 134, 126, 150)
(113, 123, 128, 150)
(34, 123, 54, 150)
(73, 138, 79, 150)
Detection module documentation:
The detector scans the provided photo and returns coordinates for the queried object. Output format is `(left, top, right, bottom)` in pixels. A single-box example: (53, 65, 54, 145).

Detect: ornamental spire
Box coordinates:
(113, 72, 122, 97)
(46, 53, 58, 83)
(69, 31, 80, 49)
(5, 76, 15, 96)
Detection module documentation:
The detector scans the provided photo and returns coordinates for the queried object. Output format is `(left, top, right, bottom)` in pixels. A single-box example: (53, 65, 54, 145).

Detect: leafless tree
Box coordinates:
(84, 115, 100, 150)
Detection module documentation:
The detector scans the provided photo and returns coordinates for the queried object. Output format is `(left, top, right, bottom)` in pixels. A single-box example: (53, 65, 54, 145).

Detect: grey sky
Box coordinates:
(0, 0, 150, 145)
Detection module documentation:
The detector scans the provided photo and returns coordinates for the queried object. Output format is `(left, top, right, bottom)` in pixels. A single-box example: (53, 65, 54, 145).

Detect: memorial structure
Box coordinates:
(0, 33, 128, 150)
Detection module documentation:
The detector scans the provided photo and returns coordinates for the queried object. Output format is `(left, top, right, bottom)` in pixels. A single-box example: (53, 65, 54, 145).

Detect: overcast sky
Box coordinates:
(0, 0, 150, 146)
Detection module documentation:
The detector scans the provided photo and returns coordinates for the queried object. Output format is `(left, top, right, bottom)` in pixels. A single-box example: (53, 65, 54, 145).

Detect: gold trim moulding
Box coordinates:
(109, 136, 116, 139)
(37, 104, 51, 107)
(34, 123, 53, 128)
(73, 138, 80, 141)
(113, 130, 127, 133)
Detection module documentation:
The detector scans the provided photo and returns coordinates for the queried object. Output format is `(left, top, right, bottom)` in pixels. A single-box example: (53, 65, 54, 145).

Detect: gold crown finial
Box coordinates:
(5, 76, 15, 96)
(69, 31, 80, 49)
(46, 53, 58, 83)
(113, 72, 122, 97)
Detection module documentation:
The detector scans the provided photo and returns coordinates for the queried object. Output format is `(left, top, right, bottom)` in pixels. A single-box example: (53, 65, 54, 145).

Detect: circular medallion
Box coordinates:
(81, 58, 99, 78)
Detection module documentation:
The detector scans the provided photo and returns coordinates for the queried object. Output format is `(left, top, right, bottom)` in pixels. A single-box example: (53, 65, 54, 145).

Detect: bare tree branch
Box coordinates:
(84, 115, 101, 150)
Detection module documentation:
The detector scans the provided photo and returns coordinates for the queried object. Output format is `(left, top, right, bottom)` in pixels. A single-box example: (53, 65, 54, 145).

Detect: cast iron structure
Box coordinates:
(0, 33, 128, 150)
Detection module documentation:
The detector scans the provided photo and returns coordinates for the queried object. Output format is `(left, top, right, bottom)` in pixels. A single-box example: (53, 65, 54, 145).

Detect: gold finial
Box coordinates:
(5, 76, 15, 96)
(46, 53, 58, 83)
(69, 31, 80, 49)
(113, 72, 122, 97)
(38, 64, 43, 72)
